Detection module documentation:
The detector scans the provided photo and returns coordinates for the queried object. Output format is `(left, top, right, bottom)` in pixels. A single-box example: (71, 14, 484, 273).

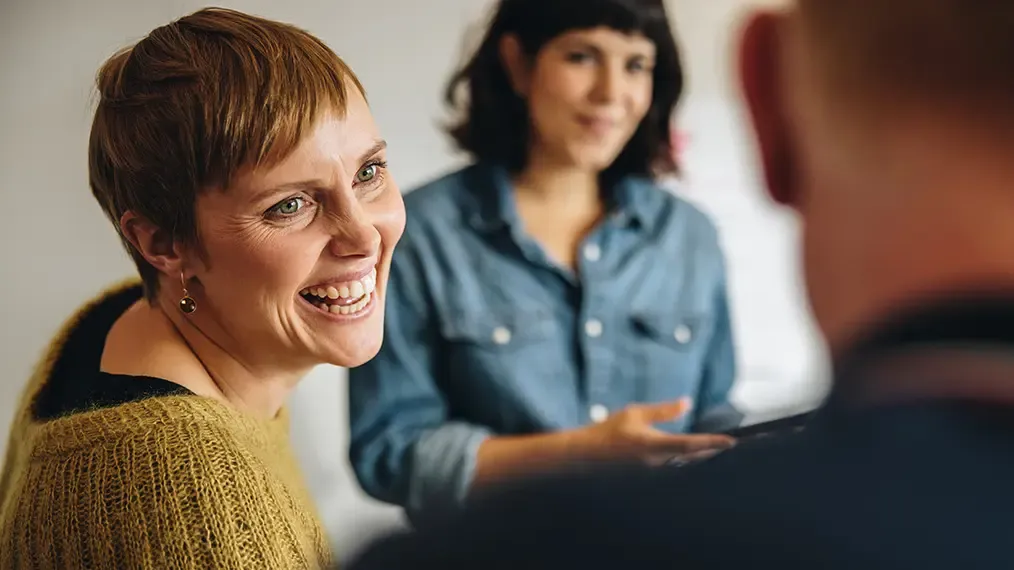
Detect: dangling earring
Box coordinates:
(178, 271, 196, 314)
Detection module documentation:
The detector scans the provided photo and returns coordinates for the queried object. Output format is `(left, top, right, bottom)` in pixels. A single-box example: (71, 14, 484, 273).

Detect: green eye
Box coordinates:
(356, 164, 378, 183)
(272, 197, 304, 216)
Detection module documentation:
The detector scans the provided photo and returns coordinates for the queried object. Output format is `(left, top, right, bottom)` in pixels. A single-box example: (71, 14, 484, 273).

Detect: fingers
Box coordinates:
(675, 434, 736, 453)
(639, 430, 736, 454)
(646, 447, 724, 467)
(632, 398, 693, 424)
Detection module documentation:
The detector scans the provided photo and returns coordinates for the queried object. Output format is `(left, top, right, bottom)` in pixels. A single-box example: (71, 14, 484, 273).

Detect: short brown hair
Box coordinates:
(799, 1, 1014, 115)
(89, 7, 364, 300)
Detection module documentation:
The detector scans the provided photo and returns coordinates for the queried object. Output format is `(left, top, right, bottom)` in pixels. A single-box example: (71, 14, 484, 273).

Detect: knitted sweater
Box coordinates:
(0, 282, 333, 569)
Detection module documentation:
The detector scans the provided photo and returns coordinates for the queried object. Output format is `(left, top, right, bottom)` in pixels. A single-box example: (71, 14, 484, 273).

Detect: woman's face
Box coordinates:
(187, 89, 405, 371)
(524, 27, 656, 172)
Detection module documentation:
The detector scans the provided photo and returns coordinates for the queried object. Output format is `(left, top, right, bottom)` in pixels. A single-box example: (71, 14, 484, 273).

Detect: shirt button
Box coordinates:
(584, 319, 603, 338)
(589, 404, 609, 423)
(674, 324, 692, 344)
(583, 244, 601, 262)
(492, 326, 512, 345)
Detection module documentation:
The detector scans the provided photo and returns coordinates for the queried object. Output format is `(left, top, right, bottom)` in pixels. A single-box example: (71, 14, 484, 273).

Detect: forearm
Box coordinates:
(472, 429, 589, 488)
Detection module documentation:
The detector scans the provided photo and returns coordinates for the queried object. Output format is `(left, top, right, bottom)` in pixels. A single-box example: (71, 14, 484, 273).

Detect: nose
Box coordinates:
(590, 61, 623, 104)
(324, 202, 381, 261)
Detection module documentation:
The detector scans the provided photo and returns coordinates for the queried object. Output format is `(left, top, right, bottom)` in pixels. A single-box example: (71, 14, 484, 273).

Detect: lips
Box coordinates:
(576, 115, 619, 136)
(299, 267, 377, 316)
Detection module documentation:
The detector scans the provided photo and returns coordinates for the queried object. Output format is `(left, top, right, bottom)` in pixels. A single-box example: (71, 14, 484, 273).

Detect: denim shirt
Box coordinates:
(348, 162, 742, 524)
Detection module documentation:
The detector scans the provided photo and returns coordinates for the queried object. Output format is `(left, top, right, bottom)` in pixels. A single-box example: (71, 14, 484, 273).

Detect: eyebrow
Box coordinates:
(360, 139, 388, 164)
(562, 39, 655, 60)
(249, 139, 388, 205)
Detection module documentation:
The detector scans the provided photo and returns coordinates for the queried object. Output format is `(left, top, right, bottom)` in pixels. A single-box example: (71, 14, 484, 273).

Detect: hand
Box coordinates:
(570, 398, 736, 465)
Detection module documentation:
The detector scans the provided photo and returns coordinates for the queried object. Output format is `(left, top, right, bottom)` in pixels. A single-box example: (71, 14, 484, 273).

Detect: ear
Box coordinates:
(119, 210, 186, 279)
(738, 11, 798, 207)
(499, 34, 530, 97)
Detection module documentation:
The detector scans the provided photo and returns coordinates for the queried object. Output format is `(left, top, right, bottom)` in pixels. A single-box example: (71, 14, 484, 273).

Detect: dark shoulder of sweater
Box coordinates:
(32, 284, 191, 421)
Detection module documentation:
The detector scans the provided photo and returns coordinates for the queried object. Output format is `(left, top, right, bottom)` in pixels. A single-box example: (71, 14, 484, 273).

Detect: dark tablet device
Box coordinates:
(664, 410, 815, 466)
(722, 410, 814, 441)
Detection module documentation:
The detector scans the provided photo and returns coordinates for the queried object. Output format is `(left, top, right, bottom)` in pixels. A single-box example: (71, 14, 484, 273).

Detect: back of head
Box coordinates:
(799, 0, 1014, 123)
(740, 1, 1014, 350)
(89, 7, 363, 300)
(445, 0, 683, 181)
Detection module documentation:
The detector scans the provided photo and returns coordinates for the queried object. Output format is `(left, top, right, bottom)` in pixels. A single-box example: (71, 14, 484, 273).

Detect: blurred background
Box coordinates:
(0, 0, 826, 562)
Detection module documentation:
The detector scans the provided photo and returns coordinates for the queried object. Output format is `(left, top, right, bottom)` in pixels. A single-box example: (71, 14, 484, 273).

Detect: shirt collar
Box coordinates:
(464, 162, 664, 233)
(823, 290, 1014, 412)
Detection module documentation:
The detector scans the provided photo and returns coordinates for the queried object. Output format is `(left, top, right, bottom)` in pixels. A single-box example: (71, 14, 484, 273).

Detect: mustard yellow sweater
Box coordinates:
(0, 283, 333, 569)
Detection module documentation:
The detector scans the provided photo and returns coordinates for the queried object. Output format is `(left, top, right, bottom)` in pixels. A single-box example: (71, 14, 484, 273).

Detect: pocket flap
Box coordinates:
(442, 307, 554, 347)
(631, 312, 706, 349)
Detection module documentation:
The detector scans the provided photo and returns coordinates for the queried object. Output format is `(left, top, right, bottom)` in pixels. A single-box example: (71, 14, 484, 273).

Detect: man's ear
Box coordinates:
(119, 210, 184, 277)
(499, 34, 530, 97)
(738, 11, 798, 207)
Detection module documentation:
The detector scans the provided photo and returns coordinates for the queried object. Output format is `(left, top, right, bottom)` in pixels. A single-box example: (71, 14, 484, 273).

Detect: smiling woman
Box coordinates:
(348, 0, 741, 528)
(0, 7, 404, 569)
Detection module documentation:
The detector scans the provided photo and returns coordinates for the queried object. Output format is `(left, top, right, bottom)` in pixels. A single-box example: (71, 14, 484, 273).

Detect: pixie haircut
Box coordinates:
(88, 7, 364, 300)
(444, 0, 684, 182)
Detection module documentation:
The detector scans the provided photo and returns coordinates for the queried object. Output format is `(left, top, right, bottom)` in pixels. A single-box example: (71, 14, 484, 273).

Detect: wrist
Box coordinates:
(558, 426, 599, 464)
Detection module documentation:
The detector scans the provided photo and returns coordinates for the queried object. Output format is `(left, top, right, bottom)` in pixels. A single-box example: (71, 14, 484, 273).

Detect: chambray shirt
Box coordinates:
(348, 162, 742, 524)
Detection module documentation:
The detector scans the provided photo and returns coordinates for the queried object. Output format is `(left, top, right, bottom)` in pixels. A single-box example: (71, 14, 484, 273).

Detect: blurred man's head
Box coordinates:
(738, 1, 1014, 354)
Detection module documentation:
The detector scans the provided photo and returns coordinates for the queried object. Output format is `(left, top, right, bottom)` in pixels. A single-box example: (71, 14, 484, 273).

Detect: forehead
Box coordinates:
(232, 89, 380, 191)
(550, 27, 655, 55)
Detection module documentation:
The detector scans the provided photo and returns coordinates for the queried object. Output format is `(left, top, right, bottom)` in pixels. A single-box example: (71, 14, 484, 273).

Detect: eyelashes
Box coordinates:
(356, 160, 388, 186)
(266, 196, 310, 220)
(262, 160, 391, 222)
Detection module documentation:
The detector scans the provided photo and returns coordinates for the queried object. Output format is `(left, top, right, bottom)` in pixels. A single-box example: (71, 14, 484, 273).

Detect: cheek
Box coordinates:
(628, 81, 653, 123)
(200, 228, 322, 296)
(372, 187, 406, 249)
(528, 70, 586, 131)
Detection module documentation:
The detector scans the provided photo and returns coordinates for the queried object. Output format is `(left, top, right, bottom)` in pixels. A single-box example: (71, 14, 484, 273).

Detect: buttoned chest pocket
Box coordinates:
(439, 308, 562, 415)
(629, 312, 712, 425)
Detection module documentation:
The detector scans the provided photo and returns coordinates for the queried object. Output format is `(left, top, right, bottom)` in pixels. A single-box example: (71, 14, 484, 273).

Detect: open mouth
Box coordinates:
(299, 267, 376, 316)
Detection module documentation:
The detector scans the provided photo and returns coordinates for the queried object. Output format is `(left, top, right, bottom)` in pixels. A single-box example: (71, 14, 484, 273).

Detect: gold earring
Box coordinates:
(179, 272, 196, 314)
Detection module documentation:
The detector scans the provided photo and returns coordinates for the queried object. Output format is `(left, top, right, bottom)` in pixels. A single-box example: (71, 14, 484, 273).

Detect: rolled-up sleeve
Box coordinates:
(348, 235, 490, 525)
(691, 238, 744, 433)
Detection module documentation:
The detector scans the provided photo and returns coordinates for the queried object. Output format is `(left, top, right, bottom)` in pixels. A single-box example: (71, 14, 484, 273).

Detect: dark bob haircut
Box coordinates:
(444, 0, 684, 182)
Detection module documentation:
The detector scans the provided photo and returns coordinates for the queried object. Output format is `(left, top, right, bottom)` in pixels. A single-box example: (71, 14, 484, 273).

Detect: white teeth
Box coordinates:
(349, 280, 365, 299)
(302, 266, 379, 305)
(322, 291, 372, 315)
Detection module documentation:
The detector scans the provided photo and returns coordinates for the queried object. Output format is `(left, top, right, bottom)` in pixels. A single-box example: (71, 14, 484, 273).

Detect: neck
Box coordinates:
(811, 122, 1014, 357)
(154, 299, 308, 419)
(513, 151, 601, 209)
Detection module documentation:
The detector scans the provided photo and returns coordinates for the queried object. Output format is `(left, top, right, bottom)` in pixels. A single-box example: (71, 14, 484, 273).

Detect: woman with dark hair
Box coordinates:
(349, 0, 742, 524)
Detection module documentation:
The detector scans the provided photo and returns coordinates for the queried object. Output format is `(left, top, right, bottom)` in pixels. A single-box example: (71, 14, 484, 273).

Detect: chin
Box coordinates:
(321, 339, 383, 368)
(569, 146, 623, 173)
(323, 315, 386, 367)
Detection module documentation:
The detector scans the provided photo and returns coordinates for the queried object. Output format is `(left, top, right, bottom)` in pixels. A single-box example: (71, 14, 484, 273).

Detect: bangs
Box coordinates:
(501, 0, 671, 51)
(196, 31, 365, 186)
(88, 7, 367, 300)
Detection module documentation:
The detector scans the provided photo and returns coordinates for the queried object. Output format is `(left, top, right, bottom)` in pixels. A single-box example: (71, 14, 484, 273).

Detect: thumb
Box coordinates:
(637, 398, 693, 424)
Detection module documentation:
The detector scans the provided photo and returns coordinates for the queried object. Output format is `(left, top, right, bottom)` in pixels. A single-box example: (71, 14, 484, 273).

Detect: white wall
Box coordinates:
(0, 0, 826, 562)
